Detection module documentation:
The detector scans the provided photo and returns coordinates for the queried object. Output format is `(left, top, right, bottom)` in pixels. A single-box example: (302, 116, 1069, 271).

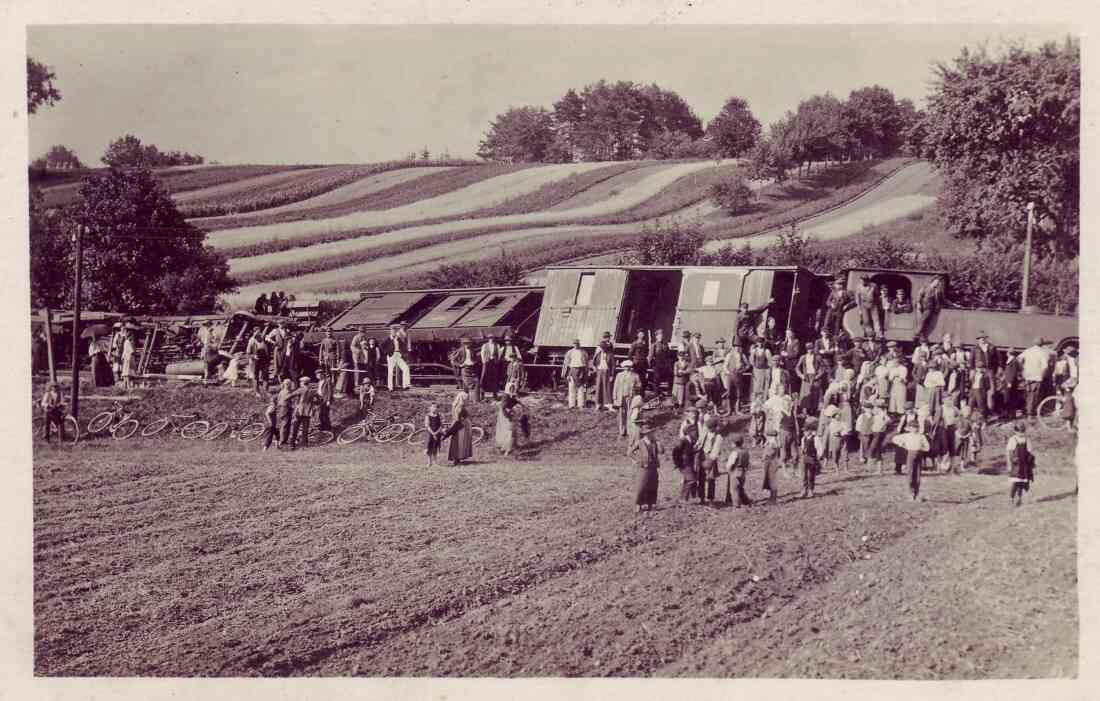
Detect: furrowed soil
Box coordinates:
(33, 386, 1077, 677)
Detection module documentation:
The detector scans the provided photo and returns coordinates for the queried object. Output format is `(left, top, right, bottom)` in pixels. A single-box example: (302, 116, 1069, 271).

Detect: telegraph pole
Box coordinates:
(1022, 201, 1035, 310)
(70, 224, 85, 418)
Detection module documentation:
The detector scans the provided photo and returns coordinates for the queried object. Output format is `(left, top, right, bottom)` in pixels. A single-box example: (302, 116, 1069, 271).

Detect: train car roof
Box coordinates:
(842, 266, 950, 277)
(355, 285, 542, 296)
(544, 264, 810, 272)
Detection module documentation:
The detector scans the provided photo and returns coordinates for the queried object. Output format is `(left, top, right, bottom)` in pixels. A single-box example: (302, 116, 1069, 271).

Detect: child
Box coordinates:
(263, 394, 278, 451)
(761, 435, 781, 505)
(725, 435, 752, 507)
(695, 415, 723, 504)
(799, 417, 820, 498)
(970, 408, 986, 463)
(750, 399, 766, 447)
(425, 403, 443, 467)
(39, 382, 64, 443)
(855, 402, 874, 463)
(954, 407, 973, 472)
(892, 423, 930, 501)
(357, 378, 376, 413)
(1006, 422, 1035, 507)
(938, 396, 959, 473)
(869, 400, 890, 474)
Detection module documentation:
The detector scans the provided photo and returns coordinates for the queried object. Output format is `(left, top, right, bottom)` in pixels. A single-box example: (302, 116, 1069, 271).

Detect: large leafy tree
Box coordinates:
(922, 38, 1080, 254)
(477, 106, 556, 162)
(102, 133, 205, 168)
(27, 57, 61, 115)
(705, 96, 762, 158)
(842, 85, 905, 159)
(50, 166, 237, 313)
(29, 189, 71, 309)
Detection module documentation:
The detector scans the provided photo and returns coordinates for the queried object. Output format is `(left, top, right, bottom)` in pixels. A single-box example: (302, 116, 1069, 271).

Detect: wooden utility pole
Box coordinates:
(41, 308, 57, 383)
(1022, 201, 1035, 310)
(70, 225, 85, 418)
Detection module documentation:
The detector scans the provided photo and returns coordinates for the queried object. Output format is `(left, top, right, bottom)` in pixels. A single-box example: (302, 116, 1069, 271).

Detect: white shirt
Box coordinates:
(1019, 345, 1054, 382)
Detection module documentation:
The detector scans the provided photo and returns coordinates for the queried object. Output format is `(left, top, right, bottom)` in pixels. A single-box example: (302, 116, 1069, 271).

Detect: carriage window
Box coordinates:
(482, 295, 508, 310)
(575, 273, 596, 306)
(869, 273, 913, 309)
(701, 280, 721, 306)
(447, 297, 473, 311)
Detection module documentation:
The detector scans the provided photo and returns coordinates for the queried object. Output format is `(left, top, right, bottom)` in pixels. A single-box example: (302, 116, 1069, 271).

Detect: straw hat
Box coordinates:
(620, 360, 634, 369)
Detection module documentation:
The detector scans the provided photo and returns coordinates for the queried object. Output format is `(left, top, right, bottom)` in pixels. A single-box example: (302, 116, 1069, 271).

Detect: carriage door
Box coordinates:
(784, 271, 817, 338)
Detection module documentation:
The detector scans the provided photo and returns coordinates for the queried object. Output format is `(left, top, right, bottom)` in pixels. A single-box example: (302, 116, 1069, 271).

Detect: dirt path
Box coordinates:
(702, 161, 937, 252)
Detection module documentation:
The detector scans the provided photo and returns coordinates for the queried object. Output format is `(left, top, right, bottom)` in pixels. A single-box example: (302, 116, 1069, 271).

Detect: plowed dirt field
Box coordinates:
(33, 388, 1077, 677)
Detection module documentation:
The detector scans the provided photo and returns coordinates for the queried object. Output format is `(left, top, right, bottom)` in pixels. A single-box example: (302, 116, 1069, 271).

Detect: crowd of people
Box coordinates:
(252, 291, 294, 317)
(614, 322, 1075, 513)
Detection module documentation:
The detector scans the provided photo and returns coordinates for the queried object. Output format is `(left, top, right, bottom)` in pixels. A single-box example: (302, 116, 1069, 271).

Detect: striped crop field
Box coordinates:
(218, 158, 934, 306)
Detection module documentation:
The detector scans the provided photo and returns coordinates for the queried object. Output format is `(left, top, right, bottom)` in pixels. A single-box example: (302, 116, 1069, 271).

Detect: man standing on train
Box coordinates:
(855, 275, 883, 338)
(735, 297, 774, 353)
(822, 279, 854, 338)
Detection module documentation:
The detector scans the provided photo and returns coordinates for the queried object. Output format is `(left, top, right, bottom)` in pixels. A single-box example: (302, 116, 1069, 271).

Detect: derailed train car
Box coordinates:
(530, 264, 828, 362)
(310, 285, 544, 383)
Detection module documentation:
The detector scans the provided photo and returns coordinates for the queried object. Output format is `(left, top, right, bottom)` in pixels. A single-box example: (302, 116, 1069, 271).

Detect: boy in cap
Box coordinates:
(1005, 422, 1035, 506)
(799, 417, 820, 498)
(695, 415, 724, 504)
(892, 422, 931, 501)
(673, 408, 701, 501)
(672, 350, 692, 409)
(289, 377, 321, 450)
(39, 381, 65, 443)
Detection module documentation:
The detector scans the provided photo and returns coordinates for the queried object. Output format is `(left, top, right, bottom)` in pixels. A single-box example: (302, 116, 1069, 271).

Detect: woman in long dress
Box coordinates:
(91, 335, 114, 387)
(120, 332, 137, 391)
(447, 390, 474, 465)
(630, 418, 662, 513)
(888, 360, 908, 416)
(495, 384, 524, 456)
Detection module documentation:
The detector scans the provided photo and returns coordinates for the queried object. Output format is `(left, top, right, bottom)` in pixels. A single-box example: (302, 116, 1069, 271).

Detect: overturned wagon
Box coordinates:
(530, 264, 826, 362)
(313, 285, 544, 384)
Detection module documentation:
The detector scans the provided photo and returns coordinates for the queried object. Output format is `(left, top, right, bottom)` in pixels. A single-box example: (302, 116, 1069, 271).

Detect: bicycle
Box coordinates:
(199, 414, 263, 442)
(1037, 394, 1070, 431)
(86, 401, 141, 440)
(141, 412, 211, 439)
(337, 411, 414, 445)
(32, 412, 81, 445)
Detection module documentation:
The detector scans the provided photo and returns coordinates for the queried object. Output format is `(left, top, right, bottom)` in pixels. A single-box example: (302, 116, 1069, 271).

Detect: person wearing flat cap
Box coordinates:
(672, 350, 692, 410)
(694, 415, 724, 504)
(629, 330, 650, 396)
(630, 418, 662, 513)
(648, 328, 673, 402)
(613, 360, 642, 437)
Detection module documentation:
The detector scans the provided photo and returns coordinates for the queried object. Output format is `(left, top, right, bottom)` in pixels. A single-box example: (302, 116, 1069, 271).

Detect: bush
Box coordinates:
(627, 218, 706, 265)
(709, 176, 756, 215)
(423, 256, 527, 289)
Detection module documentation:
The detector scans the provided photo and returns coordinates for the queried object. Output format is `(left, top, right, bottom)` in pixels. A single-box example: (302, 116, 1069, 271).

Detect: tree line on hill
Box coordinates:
(30, 134, 206, 174)
(475, 80, 922, 172)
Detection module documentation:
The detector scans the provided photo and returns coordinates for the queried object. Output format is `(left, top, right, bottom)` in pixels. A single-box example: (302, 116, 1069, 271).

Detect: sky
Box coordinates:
(26, 24, 1073, 166)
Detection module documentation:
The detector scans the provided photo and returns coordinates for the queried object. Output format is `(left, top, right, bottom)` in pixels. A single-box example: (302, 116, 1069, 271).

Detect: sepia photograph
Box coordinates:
(18, 17, 1083, 686)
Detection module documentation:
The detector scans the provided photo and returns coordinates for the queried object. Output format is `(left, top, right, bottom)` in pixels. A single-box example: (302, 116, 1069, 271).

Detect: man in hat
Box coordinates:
(735, 298, 774, 353)
(289, 377, 321, 449)
(266, 322, 288, 381)
(695, 415, 724, 504)
(855, 275, 882, 338)
(247, 329, 271, 397)
(592, 332, 616, 410)
(1019, 337, 1055, 418)
(318, 328, 338, 376)
(383, 324, 413, 391)
(1053, 345, 1078, 389)
(648, 328, 673, 402)
(349, 327, 367, 386)
(613, 359, 642, 435)
(972, 330, 1001, 411)
(749, 337, 772, 404)
(687, 332, 706, 371)
(454, 337, 480, 400)
(561, 339, 589, 409)
(480, 335, 503, 400)
(672, 350, 692, 409)
(721, 341, 747, 414)
(795, 345, 827, 415)
(891, 287, 913, 314)
(822, 279, 854, 339)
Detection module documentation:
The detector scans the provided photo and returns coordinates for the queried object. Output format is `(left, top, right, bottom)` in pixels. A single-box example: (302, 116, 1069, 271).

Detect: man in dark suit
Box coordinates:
(971, 330, 1000, 413)
(480, 335, 503, 400)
